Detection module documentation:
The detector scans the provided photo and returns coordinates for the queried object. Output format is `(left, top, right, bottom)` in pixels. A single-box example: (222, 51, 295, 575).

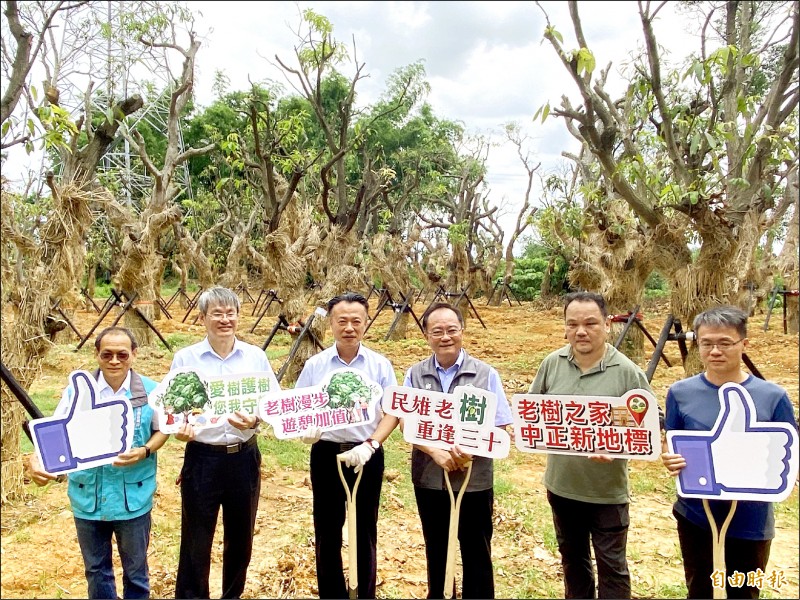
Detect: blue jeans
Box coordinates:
(74, 512, 151, 599)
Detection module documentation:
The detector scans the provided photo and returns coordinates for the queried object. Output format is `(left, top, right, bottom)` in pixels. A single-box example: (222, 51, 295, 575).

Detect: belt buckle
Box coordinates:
(226, 443, 240, 454)
(340, 442, 356, 452)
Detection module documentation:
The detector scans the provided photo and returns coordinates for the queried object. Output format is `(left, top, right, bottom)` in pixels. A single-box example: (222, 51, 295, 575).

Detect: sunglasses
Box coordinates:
(99, 351, 131, 361)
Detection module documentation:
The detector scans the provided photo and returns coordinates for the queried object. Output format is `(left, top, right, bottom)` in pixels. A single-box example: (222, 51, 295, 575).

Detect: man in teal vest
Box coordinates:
(28, 326, 167, 599)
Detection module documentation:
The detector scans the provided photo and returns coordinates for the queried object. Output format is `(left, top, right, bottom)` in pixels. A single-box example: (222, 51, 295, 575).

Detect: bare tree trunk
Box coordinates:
(368, 233, 415, 340)
(664, 222, 752, 376)
(114, 33, 212, 344)
(540, 258, 555, 299)
(446, 241, 471, 326)
(246, 205, 322, 386)
(86, 260, 97, 298)
(776, 171, 799, 334)
(0, 180, 97, 502)
(117, 251, 168, 345)
(488, 247, 513, 308)
(606, 286, 646, 366)
(301, 227, 367, 376)
(174, 223, 215, 292)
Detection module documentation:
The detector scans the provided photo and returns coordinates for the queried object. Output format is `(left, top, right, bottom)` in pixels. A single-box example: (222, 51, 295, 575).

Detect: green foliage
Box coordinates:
(36, 105, 79, 152)
(645, 270, 670, 299)
(323, 371, 373, 409)
(447, 222, 468, 245)
(654, 583, 689, 598)
(297, 9, 348, 70)
(532, 101, 551, 123)
(19, 391, 60, 453)
(257, 433, 310, 471)
(571, 47, 596, 76)
(380, 429, 417, 511)
(165, 332, 202, 350)
(157, 372, 210, 414)
(506, 242, 569, 300)
(161, 277, 200, 298)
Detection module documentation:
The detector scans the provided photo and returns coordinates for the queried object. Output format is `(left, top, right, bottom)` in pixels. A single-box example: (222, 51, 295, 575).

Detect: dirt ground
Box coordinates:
(1, 298, 798, 599)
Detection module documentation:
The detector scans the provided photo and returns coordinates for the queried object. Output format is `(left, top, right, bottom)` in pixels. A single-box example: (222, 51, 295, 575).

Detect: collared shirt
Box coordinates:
(529, 342, 654, 504)
(57, 370, 132, 411)
(295, 342, 397, 443)
(666, 373, 797, 540)
(171, 336, 279, 445)
(58, 370, 159, 430)
(403, 348, 513, 427)
(55, 369, 160, 521)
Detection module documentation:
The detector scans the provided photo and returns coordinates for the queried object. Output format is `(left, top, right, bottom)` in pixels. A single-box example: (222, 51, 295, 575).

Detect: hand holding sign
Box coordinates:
(382, 385, 511, 459)
(259, 368, 382, 439)
(150, 369, 274, 434)
(32, 371, 132, 474)
(511, 389, 660, 460)
(667, 382, 799, 501)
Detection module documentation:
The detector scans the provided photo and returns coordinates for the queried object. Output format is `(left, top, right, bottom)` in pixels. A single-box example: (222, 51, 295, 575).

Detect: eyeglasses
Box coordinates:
(207, 311, 238, 321)
(99, 351, 131, 361)
(427, 327, 462, 339)
(698, 338, 745, 351)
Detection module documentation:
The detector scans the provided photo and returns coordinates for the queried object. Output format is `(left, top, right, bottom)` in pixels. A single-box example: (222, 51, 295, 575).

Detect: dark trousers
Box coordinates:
(674, 509, 772, 599)
(175, 440, 261, 599)
(547, 490, 631, 599)
(74, 512, 151, 599)
(310, 440, 384, 599)
(414, 486, 495, 599)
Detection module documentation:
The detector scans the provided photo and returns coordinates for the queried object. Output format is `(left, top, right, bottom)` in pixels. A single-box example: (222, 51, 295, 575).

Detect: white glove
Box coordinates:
(340, 442, 376, 473)
(301, 425, 323, 444)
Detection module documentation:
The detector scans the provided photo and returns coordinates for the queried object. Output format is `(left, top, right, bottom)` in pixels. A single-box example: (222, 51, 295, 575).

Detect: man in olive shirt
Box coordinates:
(528, 291, 655, 599)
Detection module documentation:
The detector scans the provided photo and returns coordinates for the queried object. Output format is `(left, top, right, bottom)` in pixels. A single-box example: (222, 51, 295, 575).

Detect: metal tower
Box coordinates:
(54, 1, 193, 204)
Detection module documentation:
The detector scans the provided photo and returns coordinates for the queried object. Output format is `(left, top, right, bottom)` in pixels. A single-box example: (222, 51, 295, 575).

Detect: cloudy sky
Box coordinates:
(182, 0, 699, 241)
(2, 1, 700, 245)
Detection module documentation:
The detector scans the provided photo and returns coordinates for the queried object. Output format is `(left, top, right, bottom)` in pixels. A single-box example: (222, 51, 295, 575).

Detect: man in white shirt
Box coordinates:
(171, 286, 279, 599)
(296, 291, 397, 599)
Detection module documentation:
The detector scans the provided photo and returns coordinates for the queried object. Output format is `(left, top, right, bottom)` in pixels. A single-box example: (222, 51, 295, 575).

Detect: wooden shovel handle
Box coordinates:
(337, 454, 363, 599)
(703, 498, 737, 599)
(443, 461, 473, 599)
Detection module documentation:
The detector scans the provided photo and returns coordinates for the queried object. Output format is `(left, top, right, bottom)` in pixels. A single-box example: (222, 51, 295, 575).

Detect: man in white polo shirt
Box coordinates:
(171, 286, 279, 599)
(296, 291, 397, 599)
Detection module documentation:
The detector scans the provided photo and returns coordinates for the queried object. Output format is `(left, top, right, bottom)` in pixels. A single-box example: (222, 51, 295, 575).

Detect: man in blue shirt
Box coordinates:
(28, 327, 166, 599)
(171, 286, 280, 599)
(295, 291, 397, 599)
(358, 302, 513, 598)
(661, 305, 798, 599)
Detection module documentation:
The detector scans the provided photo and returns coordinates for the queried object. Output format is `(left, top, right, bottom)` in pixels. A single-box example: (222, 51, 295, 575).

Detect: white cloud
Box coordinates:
(3, 0, 700, 249)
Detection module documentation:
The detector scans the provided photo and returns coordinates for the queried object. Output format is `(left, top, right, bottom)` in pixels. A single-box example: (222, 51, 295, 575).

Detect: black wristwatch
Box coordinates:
(143, 446, 151, 459)
(365, 438, 381, 450)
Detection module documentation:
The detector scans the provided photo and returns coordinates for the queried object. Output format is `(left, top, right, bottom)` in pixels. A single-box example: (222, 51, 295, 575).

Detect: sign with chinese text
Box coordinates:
(259, 368, 383, 439)
(382, 385, 511, 459)
(511, 389, 660, 460)
(149, 368, 275, 433)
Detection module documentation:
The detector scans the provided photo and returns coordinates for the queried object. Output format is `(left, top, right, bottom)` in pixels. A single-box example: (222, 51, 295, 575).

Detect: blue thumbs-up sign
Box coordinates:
(667, 382, 798, 502)
(31, 371, 133, 475)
